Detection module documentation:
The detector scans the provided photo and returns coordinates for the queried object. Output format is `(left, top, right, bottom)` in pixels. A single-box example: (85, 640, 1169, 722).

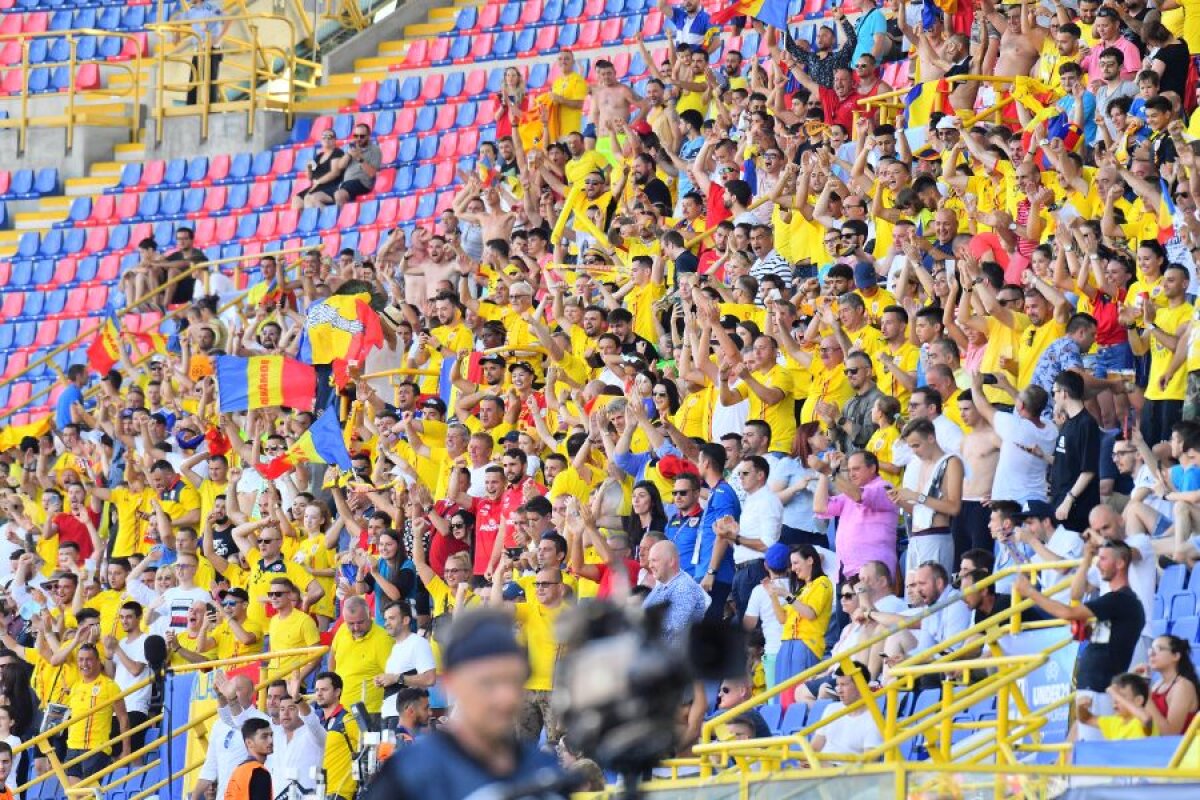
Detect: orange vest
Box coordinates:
(224, 760, 268, 800)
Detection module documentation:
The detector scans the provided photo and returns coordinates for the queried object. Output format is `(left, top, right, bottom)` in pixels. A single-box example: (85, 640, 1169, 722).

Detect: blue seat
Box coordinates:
(183, 188, 204, 215)
(499, 2, 520, 27)
(340, 231, 359, 252)
(153, 220, 176, 244)
(108, 224, 130, 251)
(414, 106, 435, 132)
(620, 14, 640, 41)
(448, 36, 470, 62)
(413, 164, 435, 191)
(528, 63, 549, 90)
(316, 204, 337, 231)
(287, 118, 313, 145)
(121, 5, 146, 29)
(137, 192, 161, 220)
(49, 66, 73, 92)
(416, 192, 436, 219)
(75, 8, 97, 28)
(297, 207, 319, 235)
(515, 29, 535, 54)
(492, 31, 515, 58)
(454, 6, 477, 30)
(454, 101, 476, 129)
(250, 150, 273, 178)
(236, 213, 258, 240)
(604, 0, 624, 14)
(8, 170, 33, 198)
(778, 703, 808, 734)
(1160, 564, 1188, 600)
(98, 5, 121, 30)
(630, 50, 648, 78)
(28, 39, 49, 65)
(22, 292, 45, 320)
(375, 81, 399, 110)
(13, 322, 35, 348)
(31, 260, 53, 285)
(99, 35, 122, 59)
(163, 158, 187, 187)
(117, 162, 142, 190)
(38, 229, 62, 257)
(43, 289, 66, 316)
(544, 0, 565, 22)
(76, 35, 97, 61)
(398, 76, 421, 103)
(759, 704, 782, 734)
(67, 196, 91, 223)
(564, 0, 584, 16)
(49, 38, 70, 62)
(332, 113, 354, 139)
(558, 23, 579, 48)
(394, 165, 413, 193)
(76, 257, 97, 283)
(186, 157, 209, 184)
(220, 243, 243, 261)
(375, 109, 396, 137)
(443, 71, 464, 100)
(416, 135, 437, 161)
(0, 326, 12, 350)
(269, 180, 291, 207)
(398, 136, 418, 163)
(359, 200, 379, 227)
(1171, 616, 1199, 643)
(10, 261, 32, 288)
(226, 152, 253, 182)
(227, 182, 249, 210)
(63, 227, 85, 254)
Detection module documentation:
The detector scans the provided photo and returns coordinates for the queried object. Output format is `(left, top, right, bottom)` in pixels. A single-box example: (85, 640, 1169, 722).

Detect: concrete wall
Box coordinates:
(0, 123, 132, 176)
(320, 0, 442, 79)
(143, 107, 296, 161)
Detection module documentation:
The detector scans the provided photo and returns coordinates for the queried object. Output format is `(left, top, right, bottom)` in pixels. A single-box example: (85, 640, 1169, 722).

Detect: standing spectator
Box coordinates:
(814, 451, 901, 582)
(768, 544, 833, 686)
(892, 418, 964, 576)
(174, 0, 231, 105)
(101, 601, 152, 753)
(266, 578, 320, 685)
(1049, 372, 1102, 532)
(329, 596, 395, 716)
(718, 455, 781, 621)
(377, 603, 436, 731)
(64, 644, 129, 785)
(643, 540, 709, 644)
(693, 443, 740, 620)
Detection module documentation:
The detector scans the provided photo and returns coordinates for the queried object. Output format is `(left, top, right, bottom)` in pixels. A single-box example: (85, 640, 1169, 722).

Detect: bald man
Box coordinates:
(329, 595, 395, 714)
(1082, 505, 1155, 668)
(194, 672, 272, 800)
(642, 541, 710, 644)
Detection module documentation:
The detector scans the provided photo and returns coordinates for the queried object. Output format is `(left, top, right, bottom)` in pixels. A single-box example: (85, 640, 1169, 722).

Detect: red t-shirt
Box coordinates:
(588, 558, 642, 599)
(705, 182, 731, 231)
(53, 513, 94, 561)
(819, 86, 863, 131)
(471, 495, 504, 576)
(498, 478, 547, 549)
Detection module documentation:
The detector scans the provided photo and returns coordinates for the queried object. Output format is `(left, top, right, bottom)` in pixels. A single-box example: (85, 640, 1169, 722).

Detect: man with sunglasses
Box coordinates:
(234, 520, 322, 629)
(201, 588, 263, 661)
(333, 124, 381, 209)
(266, 577, 321, 685)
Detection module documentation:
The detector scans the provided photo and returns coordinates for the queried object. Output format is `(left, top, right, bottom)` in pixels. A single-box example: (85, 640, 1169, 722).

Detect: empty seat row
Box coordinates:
(0, 167, 57, 198)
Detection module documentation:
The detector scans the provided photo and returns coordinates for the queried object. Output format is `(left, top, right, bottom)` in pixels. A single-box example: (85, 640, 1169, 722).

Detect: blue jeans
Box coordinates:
(1092, 341, 1134, 378)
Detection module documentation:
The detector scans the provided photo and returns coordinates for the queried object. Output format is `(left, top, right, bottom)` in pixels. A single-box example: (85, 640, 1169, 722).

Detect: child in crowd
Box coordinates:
(1076, 673, 1155, 740)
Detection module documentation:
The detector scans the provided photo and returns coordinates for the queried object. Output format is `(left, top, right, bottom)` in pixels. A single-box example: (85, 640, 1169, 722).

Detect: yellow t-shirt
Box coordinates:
(330, 623, 394, 714)
(293, 536, 337, 619)
(625, 282, 666, 343)
(549, 72, 588, 140)
(734, 364, 796, 453)
(173, 628, 217, 666)
(782, 575, 833, 659)
(856, 288, 898, 327)
(876, 341, 920, 407)
(245, 552, 316, 627)
(322, 708, 361, 799)
(267, 610, 320, 679)
(211, 617, 265, 661)
(66, 674, 122, 751)
(867, 425, 905, 486)
(1147, 302, 1194, 401)
(1017, 320, 1066, 390)
(1096, 714, 1152, 740)
(426, 574, 480, 618)
(800, 367, 854, 425)
(980, 314, 1027, 404)
(109, 486, 151, 559)
(514, 600, 566, 692)
(674, 385, 714, 440)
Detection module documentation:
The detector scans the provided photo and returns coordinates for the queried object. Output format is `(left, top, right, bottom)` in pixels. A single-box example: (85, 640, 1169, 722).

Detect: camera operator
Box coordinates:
(366, 610, 566, 800)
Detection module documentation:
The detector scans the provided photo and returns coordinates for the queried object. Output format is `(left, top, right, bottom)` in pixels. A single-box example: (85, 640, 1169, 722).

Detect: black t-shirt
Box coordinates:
(673, 250, 699, 287)
(620, 334, 660, 364)
(1078, 586, 1145, 692)
(640, 177, 673, 211)
(1050, 408, 1101, 527)
(165, 249, 207, 303)
(972, 592, 1012, 627)
(210, 521, 237, 559)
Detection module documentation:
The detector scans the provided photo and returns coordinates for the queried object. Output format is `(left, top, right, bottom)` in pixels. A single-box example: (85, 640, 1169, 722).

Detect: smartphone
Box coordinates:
(981, 374, 999, 385)
(505, 547, 524, 560)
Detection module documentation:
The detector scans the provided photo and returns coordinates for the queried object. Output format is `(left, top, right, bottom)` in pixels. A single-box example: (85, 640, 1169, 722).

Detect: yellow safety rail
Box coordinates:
(65, 646, 328, 798)
(147, 13, 320, 143)
(857, 75, 1022, 128)
(0, 244, 309, 424)
(0, 28, 144, 152)
(697, 560, 1083, 777)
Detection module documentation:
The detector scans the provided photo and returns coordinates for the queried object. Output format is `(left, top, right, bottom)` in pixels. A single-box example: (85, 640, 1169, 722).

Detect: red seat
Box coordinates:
(270, 148, 294, 176)
(51, 259, 76, 286)
(394, 108, 415, 135)
(215, 215, 237, 242)
(396, 195, 417, 221)
(436, 131, 458, 160)
(248, 181, 270, 209)
(477, 4, 499, 28)
(1, 70, 21, 95)
(0, 263, 10, 287)
(379, 138, 398, 164)
(203, 185, 227, 213)
(599, 17, 621, 44)
(476, 97, 496, 122)
(256, 211, 278, 240)
(403, 39, 429, 68)
(192, 217, 215, 247)
(535, 26, 557, 53)
(1, 292, 23, 318)
(116, 192, 139, 220)
(63, 287, 88, 316)
(241, 240, 263, 258)
(209, 153, 230, 183)
(643, 10, 663, 36)
(611, 51, 631, 77)
(0, 41, 19, 65)
(464, 68, 486, 97)
(355, 112, 375, 130)
(140, 159, 165, 187)
(321, 232, 340, 256)
(334, 204, 358, 231)
(85, 285, 109, 309)
(457, 128, 479, 156)
(24, 12, 48, 34)
(276, 208, 299, 236)
(90, 194, 115, 224)
(428, 37, 450, 64)
(435, 189, 455, 215)
(577, 20, 600, 48)
(420, 73, 444, 102)
(96, 255, 121, 282)
(374, 169, 395, 195)
(309, 116, 332, 142)
(34, 320, 58, 347)
(84, 226, 108, 253)
(376, 197, 398, 223)
(75, 64, 100, 91)
(0, 16, 19, 36)
(121, 33, 148, 59)
(359, 227, 379, 255)
(356, 81, 378, 108)
(0, 171, 9, 195)
(470, 34, 494, 60)
(434, 105, 455, 130)
(520, 0, 544, 25)
(433, 161, 454, 188)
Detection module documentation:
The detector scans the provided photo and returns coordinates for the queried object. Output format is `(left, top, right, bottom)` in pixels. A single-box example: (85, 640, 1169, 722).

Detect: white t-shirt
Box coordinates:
(991, 412, 1058, 503)
(2, 733, 19, 790)
(1133, 463, 1172, 518)
(151, 586, 213, 635)
(113, 633, 153, 714)
(818, 702, 884, 756)
(381, 634, 437, 719)
(901, 454, 957, 531)
(745, 583, 785, 655)
(0, 521, 26, 582)
(1034, 526, 1084, 601)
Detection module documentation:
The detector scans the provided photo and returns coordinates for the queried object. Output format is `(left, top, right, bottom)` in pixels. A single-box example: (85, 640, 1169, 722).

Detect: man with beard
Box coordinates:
(782, 7, 856, 88)
(410, 292, 474, 395)
(628, 152, 672, 210)
(496, 448, 547, 569)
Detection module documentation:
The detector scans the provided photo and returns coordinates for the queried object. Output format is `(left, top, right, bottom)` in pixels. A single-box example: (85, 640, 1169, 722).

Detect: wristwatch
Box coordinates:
(707, 568, 718, 577)
(917, 493, 928, 504)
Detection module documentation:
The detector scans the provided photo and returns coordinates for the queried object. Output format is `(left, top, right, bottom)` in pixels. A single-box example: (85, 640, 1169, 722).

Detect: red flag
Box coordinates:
(86, 316, 121, 374)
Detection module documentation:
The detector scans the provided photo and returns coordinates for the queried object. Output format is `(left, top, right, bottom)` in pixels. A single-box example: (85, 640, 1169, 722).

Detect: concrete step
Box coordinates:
(403, 21, 454, 38)
(353, 54, 403, 72)
(12, 211, 61, 231)
(89, 161, 124, 179)
(113, 143, 146, 163)
(64, 176, 116, 197)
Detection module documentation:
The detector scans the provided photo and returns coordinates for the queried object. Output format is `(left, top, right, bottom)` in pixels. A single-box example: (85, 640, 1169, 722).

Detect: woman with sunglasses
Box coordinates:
(293, 129, 346, 210)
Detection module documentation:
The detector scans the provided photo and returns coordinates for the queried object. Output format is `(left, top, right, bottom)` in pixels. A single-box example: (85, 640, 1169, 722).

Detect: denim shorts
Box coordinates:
(1091, 341, 1134, 379)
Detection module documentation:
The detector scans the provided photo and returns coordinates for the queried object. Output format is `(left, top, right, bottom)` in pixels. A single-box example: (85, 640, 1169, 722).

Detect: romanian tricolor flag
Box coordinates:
(711, 0, 788, 30)
(1159, 178, 1177, 245)
(124, 330, 168, 359)
(298, 293, 384, 388)
(86, 316, 122, 374)
(215, 355, 317, 412)
(902, 81, 954, 129)
(256, 405, 353, 479)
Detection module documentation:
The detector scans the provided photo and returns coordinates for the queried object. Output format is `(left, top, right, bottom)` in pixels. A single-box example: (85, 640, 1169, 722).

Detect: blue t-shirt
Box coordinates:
(853, 9, 889, 64)
(694, 479, 740, 583)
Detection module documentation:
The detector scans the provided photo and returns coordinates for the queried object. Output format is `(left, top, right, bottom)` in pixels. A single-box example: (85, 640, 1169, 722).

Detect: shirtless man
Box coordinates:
(459, 183, 519, 246)
(401, 228, 461, 311)
(980, 0, 1044, 88)
(954, 390, 1001, 560)
(589, 59, 642, 164)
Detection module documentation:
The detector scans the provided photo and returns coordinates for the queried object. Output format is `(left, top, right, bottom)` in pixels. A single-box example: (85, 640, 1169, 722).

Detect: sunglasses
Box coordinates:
(840, 593, 855, 600)
(258, 538, 279, 545)
(221, 601, 239, 608)
(671, 490, 692, 496)
(450, 522, 467, 529)
(533, 581, 561, 589)
(267, 591, 286, 598)
(845, 367, 863, 375)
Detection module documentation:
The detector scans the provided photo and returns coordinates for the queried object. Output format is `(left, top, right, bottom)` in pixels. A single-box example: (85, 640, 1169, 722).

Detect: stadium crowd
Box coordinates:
(6, 0, 1200, 796)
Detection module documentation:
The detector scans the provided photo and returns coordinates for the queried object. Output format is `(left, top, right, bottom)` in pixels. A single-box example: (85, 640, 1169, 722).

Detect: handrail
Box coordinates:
(699, 559, 1081, 751)
(0, 244, 308, 425)
(0, 28, 144, 153)
(147, 13, 321, 143)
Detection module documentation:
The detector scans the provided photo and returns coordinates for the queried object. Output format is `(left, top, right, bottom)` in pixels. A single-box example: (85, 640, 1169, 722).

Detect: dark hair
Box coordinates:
(1158, 634, 1200, 688)
(1054, 370, 1085, 401)
(315, 671, 343, 692)
(698, 442, 727, 473)
(1111, 672, 1150, 703)
(961, 547, 995, 573)
(242, 717, 272, 741)
(793, 543, 826, 585)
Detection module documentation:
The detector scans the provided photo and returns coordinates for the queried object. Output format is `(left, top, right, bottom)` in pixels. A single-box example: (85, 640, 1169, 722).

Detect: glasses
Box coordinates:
(258, 538, 279, 545)
(266, 446, 286, 453)
(221, 601, 239, 608)
(652, 391, 668, 397)
(450, 522, 467, 530)
(534, 581, 561, 589)
(671, 490, 692, 496)
(267, 591, 286, 598)
(840, 593, 855, 600)
(839, 233, 856, 239)
(845, 367, 862, 375)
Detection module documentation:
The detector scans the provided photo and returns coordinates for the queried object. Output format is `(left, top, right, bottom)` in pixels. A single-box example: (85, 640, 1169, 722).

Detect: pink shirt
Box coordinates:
(817, 476, 900, 580)
(1081, 37, 1142, 83)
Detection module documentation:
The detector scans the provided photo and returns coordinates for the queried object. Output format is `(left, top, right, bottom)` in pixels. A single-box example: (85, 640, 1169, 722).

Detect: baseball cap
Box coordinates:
(219, 587, 250, 603)
(935, 115, 959, 131)
(508, 360, 536, 376)
(479, 354, 506, 367)
(853, 261, 878, 289)
(765, 543, 791, 572)
(1014, 500, 1056, 523)
(1095, 6, 1118, 18)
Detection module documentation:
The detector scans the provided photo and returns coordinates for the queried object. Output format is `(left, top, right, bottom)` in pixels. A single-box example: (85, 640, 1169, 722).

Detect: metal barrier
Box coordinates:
(0, 28, 144, 153)
(147, 13, 320, 142)
(0, 244, 309, 424)
(856, 75, 1024, 128)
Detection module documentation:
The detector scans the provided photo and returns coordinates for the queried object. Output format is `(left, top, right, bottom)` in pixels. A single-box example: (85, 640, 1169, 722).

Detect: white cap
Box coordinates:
(935, 116, 959, 131)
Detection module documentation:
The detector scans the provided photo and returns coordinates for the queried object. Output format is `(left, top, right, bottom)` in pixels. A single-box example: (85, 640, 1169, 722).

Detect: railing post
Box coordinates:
(201, 31, 211, 140)
(19, 37, 28, 154)
(66, 32, 77, 151)
(248, 23, 259, 137)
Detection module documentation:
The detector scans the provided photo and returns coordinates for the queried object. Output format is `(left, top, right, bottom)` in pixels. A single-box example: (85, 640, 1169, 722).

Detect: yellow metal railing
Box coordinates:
(0, 28, 144, 152)
(857, 75, 1022, 128)
(0, 245, 308, 424)
(148, 13, 320, 143)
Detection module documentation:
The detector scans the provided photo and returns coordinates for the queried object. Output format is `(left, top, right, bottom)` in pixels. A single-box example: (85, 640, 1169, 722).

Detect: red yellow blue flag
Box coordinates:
(256, 405, 353, 479)
(901, 80, 954, 129)
(215, 355, 317, 412)
(297, 292, 385, 388)
(1159, 178, 1177, 245)
(711, 0, 789, 30)
(86, 316, 122, 374)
